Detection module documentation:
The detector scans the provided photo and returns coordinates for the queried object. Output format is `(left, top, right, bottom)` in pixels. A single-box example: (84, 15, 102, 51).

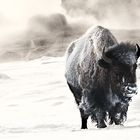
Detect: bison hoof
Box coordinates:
(81, 126, 88, 129)
(97, 122, 107, 128)
(114, 120, 121, 125)
(109, 120, 114, 125)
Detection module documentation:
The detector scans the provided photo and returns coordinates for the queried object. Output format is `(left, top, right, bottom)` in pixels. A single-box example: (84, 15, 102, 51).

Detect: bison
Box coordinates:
(65, 26, 140, 129)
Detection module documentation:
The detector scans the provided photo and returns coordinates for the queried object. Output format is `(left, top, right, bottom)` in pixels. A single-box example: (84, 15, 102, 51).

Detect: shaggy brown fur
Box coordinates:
(65, 26, 140, 129)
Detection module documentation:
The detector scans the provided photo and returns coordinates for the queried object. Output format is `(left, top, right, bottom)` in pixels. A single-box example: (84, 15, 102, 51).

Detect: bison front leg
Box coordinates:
(109, 103, 128, 125)
(109, 112, 122, 125)
(92, 109, 107, 128)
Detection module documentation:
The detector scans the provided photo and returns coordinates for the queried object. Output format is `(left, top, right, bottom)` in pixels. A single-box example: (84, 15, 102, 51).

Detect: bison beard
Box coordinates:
(65, 26, 140, 129)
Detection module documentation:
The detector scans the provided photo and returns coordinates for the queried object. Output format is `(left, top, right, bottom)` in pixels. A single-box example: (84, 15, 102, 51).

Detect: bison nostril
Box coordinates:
(123, 83, 137, 94)
(127, 83, 136, 87)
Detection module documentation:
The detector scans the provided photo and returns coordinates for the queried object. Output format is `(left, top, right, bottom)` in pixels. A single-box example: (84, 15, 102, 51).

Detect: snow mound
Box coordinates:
(0, 73, 10, 79)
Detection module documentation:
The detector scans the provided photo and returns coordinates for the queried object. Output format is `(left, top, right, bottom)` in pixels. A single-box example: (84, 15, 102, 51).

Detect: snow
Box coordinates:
(0, 56, 139, 139)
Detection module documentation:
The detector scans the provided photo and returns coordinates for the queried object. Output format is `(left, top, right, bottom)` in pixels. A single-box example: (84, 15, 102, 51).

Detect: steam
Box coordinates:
(0, 0, 140, 62)
(0, 13, 86, 62)
(61, 0, 140, 29)
(28, 14, 68, 35)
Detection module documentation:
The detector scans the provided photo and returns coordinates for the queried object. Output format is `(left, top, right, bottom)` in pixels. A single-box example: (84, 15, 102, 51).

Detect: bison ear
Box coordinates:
(136, 44, 140, 59)
(98, 59, 111, 68)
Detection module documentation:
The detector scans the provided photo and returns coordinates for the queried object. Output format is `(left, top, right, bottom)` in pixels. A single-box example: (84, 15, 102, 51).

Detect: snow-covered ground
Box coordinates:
(0, 57, 140, 140)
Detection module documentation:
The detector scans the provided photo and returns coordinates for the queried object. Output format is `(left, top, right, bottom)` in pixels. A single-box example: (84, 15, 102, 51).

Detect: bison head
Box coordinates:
(98, 43, 140, 98)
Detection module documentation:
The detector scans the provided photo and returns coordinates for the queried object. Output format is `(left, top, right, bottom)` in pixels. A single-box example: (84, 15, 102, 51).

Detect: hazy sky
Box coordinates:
(62, 0, 140, 29)
(0, 0, 64, 41)
(0, 0, 63, 24)
(0, 0, 139, 30)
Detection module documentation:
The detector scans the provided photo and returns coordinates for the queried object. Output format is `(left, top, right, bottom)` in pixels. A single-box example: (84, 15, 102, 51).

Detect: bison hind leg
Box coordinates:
(80, 109, 89, 129)
(67, 82, 89, 129)
(67, 82, 82, 105)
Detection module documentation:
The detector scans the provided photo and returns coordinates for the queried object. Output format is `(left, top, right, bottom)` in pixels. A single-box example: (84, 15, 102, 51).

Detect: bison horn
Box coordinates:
(102, 47, 112, 64)
(136, 44, 140, 58)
